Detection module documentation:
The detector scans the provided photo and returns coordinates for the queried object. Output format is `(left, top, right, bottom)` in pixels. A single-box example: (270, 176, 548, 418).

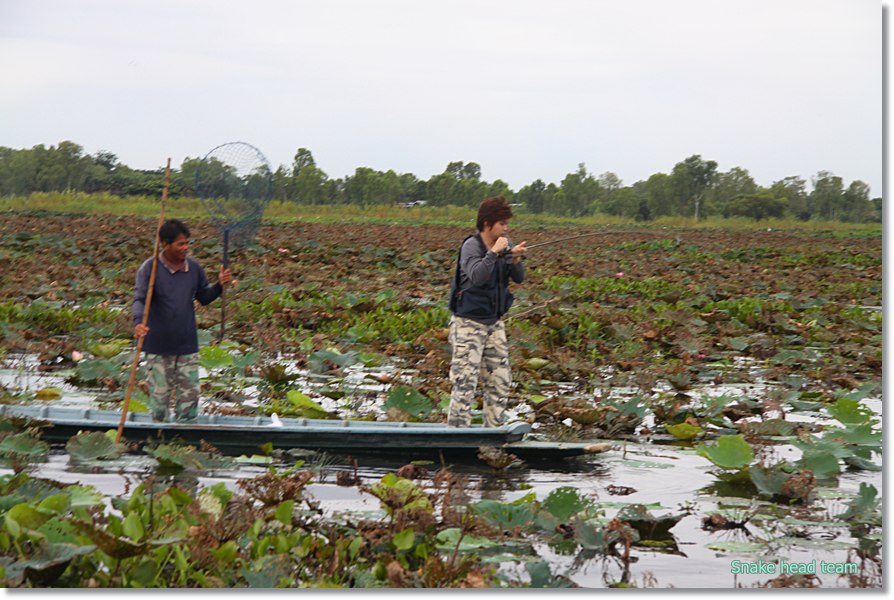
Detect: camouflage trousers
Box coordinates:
(143, 353, 200, 422)
(447, 316, 510, 428)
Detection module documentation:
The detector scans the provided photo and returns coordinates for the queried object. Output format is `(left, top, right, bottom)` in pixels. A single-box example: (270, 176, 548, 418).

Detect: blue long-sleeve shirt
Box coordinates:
(132, 256, 222, 356)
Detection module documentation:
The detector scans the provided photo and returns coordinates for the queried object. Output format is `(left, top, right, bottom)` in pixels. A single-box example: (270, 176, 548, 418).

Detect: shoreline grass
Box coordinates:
(0, 192, 882, 235)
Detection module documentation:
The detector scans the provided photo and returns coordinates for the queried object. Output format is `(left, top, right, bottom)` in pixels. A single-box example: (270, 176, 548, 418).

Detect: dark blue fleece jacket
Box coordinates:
(132, 256, 222, 356)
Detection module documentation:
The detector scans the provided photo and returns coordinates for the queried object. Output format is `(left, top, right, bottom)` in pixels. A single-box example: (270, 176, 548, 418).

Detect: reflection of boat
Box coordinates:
(0, 405, 605, 461)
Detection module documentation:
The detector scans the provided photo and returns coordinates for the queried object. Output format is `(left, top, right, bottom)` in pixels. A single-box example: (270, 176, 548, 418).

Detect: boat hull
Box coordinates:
(0, 405, 599, 460)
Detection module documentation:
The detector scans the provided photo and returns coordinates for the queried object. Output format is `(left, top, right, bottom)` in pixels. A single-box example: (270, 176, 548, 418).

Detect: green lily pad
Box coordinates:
(149, 444, 234, 470)
(285, 390, 331, 419)
(383, 385, 432, 419)
(666, 422, 704, 440)
(87, 339, 130, 359)
(541, 487, 590, 522)
(4, 542, 97, 586)
(616, 504, 684, 540)
(5, 502, 55, 531)
(435, 528, 500, 552)
(199, 345, 235, 370)
(696, 435, 753, 470)
(65, 485, 105, 508)
(797, 451, 840, 480)
(473, 499, 534, 530)
(0, 432, 49, 460)
(66, 431, 128, 461)
(827, 398, 875, 425)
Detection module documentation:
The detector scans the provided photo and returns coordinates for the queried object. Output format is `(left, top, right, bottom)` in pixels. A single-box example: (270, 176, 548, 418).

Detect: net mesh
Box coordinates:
(195, 141, 272, 249)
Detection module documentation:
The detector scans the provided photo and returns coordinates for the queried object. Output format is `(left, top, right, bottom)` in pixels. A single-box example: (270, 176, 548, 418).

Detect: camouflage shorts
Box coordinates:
(143, 353, 200, 422)
(447, 316, 510, 428)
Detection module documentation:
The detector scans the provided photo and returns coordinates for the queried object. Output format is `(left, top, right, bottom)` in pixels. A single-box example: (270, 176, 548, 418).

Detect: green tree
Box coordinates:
(517, 179, 547, 214)
(726, 193, 786, 220)
(670, 155, 718, 219)
(272, 165, 292, 201)
(768, 176, 810, 220)
(841, 180, 874, 222)
(557, 163, 599, 216)
(643, 172, 674, 218)
(810, 171, 844, 220)
(424, 172, 454, 206)
(708, 167, 757, 217)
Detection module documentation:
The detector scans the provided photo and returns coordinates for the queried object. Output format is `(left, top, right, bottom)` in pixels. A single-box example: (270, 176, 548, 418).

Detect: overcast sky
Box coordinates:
(0, 0, 882, 195)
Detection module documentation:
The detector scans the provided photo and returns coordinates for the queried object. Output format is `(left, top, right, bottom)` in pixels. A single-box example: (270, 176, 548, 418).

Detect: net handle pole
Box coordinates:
(117, 158, 171, 443)
(218, 229, 229, 342)
(525, 230, 614, 249)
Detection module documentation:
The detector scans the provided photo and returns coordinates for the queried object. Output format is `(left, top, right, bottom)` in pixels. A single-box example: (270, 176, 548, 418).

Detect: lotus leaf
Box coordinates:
(3, 542, 97, 586)
(383, 385, 432, 418)
(839, 482, 880, 525)
(827, 398, 874, 425)
(65, 431, 127, 461)
(370, 473, 432, 515)
(473, 499, 535, 531)
(541, 487, 589, 522)
(72, 358, 120, 385)
(392, 527, 415, 551)
(87, 339, 129, 358)
(5, 502, 54, 531)
(696, 435, 753, 470)
(616, 504, 684, 540)
(199, 345, 235, 370)
(0, 432, 48, 460)
(796, 451, 840, 480)
(666, 422, 704, 440)
(64, 485, 104, 508)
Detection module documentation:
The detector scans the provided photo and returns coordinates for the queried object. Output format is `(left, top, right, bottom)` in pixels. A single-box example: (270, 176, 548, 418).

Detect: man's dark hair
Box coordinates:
(158, 219, 191, 244)
(476, 195, 513, 231)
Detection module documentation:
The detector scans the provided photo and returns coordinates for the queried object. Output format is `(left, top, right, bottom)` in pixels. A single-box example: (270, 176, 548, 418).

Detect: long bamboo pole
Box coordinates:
(116, 158, 171, 443)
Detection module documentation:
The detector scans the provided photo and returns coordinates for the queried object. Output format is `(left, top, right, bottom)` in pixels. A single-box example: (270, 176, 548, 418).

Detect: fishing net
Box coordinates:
(195, 141, 273, 262)
(195, 141, 273, 340)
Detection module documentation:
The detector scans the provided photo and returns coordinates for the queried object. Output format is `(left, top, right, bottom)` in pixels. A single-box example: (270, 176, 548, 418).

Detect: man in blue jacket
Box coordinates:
(447, 196, 527, 427)
(133, 219, 233, 422)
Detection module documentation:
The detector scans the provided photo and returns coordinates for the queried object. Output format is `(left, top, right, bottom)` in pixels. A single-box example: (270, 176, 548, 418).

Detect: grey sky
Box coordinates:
(0, 0, 882, 195)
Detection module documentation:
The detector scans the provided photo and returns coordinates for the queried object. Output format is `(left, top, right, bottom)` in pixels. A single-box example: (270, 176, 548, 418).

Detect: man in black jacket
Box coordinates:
(133, 219, 233, 422)
(447, 196, 527, 427)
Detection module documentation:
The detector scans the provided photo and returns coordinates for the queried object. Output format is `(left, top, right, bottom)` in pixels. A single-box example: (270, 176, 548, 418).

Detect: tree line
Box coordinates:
(0, 141, 881, 222)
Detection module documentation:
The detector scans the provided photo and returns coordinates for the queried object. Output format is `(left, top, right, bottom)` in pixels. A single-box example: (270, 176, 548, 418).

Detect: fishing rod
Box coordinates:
(498, 230, 624, 255)
(525, 230, 620, 249)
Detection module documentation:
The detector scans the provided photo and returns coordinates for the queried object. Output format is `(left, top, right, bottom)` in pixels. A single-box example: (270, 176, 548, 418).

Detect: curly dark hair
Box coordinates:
(476, 195, 513, 231)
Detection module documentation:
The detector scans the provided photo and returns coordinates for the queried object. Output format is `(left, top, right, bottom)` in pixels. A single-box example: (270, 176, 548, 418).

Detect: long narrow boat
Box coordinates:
(0, 405, 606, 461)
